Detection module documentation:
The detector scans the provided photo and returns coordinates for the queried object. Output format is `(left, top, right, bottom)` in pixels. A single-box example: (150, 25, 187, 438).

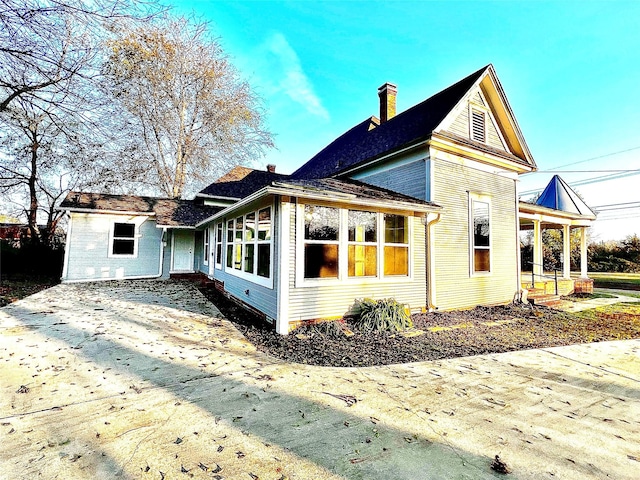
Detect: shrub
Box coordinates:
(353, 298, 413, 333)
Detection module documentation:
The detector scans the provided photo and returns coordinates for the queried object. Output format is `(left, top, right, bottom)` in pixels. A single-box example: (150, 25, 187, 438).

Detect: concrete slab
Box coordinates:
(1, 280, 639, 479)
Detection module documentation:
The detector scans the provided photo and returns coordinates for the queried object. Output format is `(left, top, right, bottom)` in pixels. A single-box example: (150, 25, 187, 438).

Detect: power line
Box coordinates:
(520, 170, 640, 196)
(521, 145, 640, 176)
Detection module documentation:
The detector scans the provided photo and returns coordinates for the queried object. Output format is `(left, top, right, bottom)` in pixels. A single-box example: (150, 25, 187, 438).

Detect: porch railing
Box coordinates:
(526, 261, 558, 296)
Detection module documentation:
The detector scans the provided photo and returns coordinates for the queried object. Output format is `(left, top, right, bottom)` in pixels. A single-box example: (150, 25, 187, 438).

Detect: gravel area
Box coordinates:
(201, 288, 640, 367)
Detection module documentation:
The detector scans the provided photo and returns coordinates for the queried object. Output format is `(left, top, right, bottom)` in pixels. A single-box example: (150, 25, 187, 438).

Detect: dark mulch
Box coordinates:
(200, 288, 640, 367)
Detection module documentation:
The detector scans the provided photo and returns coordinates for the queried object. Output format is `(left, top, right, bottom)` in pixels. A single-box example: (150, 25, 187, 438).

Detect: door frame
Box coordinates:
(170, 230, 195, 273)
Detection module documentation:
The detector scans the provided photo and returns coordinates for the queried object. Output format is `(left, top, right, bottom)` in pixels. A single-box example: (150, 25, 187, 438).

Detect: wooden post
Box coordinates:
(563, 224, 571, 279)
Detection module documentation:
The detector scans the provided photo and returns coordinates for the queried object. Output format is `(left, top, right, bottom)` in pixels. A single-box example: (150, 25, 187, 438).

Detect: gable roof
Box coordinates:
(59, 192, 222, 228)
(535, 175, 596, 217)
(292, 65, 536, 180)
(197, 166, 290, 200)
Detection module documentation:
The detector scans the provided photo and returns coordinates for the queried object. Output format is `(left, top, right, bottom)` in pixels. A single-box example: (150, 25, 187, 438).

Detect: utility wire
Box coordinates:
(520, 145, 640, 176)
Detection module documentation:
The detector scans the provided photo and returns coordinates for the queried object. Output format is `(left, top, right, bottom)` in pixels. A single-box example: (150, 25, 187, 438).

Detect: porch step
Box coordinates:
(528, 293, 562, 307)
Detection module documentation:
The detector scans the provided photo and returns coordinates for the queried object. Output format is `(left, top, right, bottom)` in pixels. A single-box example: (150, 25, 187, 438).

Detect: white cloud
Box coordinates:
(261, 32, 329, 121)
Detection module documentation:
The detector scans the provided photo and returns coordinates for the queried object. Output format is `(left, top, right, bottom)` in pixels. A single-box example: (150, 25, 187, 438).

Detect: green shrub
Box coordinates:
(353, 298, 413, 333)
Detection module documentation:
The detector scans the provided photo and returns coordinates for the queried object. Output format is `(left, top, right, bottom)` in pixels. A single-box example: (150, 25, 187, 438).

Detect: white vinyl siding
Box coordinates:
(431, 157, 517, 309)
(63, 213, 163, 282)
(352, 158, 428, 200)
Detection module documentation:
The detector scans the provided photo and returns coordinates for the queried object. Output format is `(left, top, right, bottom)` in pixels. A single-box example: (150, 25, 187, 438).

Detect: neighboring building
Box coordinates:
(59, 64, 595, 334)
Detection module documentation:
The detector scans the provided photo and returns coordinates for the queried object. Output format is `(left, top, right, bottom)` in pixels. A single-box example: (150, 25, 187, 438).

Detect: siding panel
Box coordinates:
(354, 159, 427, 200)
(432, 157, 518, 309)
(64, 213, 163, 282)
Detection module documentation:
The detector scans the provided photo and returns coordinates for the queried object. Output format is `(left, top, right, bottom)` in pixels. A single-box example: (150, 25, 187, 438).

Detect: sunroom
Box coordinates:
(197, 178, 442, 334)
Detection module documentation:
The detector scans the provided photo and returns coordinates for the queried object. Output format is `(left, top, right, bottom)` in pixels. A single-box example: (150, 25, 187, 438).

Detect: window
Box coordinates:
(348, 210, 377, 277)
(203, 227, 210, 266)
(471, 198, 491, 273)
(223, 206, 273, 286)
(256, 207, 271, 278)
(471, 109, 485, 143)
(111, 222, 136, 256)
(383, 214, 409, 276)
(299, 204, 411, 282)
(214, 223, 223, 267)
(226, 219, 233, 268)
(304, 205, 339, 279)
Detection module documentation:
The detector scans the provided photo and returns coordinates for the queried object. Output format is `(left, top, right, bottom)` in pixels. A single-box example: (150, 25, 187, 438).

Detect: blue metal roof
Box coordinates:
(535, 175, 595, 216)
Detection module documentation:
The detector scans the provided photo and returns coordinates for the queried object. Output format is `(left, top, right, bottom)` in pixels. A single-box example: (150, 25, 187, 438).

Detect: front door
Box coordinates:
(172, 230, 194, 272)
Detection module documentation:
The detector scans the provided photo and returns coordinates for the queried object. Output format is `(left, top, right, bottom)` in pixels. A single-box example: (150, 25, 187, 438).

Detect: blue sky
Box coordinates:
(173, 1, 640, 241)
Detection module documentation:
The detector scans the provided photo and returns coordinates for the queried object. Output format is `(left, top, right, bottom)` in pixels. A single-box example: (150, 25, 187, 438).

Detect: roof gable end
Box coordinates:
(436, 65, 536, 168)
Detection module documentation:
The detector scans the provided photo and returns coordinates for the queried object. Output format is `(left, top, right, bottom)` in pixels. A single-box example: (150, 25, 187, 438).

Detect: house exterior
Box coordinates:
(60, 64, 594, 334)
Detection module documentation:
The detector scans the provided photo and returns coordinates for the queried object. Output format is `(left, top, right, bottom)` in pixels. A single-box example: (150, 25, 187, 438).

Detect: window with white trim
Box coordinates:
(111, 222, 137, 257)
(203, 227, 210, 266)
(348, 210, 377, 277)
(304, 205, 339, 279)
(470, 195, 491, 274)
(383, 214, 409, 276)
(300, 204, 411, 282)
(223, 206, 273, 285)
(214, 222, 223, 267)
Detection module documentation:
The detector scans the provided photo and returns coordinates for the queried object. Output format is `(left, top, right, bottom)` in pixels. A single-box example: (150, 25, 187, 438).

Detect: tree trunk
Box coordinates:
(27, 129, 41, 244)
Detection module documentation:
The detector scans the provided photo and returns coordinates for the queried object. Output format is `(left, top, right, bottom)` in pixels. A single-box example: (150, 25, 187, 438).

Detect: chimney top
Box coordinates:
(266, 164, 276, 173)
(378, 82, 397, 124)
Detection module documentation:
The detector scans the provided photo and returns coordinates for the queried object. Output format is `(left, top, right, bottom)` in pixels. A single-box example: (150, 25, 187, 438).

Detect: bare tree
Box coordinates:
(104, 16, 274, 198)
(0, 0, 154, 112)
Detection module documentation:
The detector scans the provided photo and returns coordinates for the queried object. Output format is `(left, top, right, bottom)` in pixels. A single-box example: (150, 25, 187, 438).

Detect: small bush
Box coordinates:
(353, 298, 413, 333)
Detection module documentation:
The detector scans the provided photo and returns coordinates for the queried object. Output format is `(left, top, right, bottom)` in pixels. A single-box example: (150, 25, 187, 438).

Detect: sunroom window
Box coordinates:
(348, 210, 377, 277)
(215, 223, 223, 267)
(223, 206, 273, 285)
(383, 214, 408, 276)
(304, 205, 339, 279)
(300, 205, 410, 282)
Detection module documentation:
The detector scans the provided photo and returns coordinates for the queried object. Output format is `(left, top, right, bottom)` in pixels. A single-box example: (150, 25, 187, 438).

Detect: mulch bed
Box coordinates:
(203, 288, 640, 367)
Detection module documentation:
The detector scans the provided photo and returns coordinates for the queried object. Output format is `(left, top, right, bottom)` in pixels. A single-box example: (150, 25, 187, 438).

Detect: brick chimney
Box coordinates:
(266, 164, 276, 173)
(378, 82, 397, 123)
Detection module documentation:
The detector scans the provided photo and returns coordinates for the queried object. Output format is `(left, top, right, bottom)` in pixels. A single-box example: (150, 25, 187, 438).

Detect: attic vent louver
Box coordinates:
(471, 109, 485, 143)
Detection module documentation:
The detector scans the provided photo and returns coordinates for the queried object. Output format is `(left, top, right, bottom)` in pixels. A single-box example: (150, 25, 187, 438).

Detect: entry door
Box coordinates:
(172, 230, 194, 272)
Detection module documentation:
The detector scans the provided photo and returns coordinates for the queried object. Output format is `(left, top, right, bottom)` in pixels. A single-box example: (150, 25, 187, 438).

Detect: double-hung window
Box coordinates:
(111, 222, 137, 257)
(470, 195, 491, 274)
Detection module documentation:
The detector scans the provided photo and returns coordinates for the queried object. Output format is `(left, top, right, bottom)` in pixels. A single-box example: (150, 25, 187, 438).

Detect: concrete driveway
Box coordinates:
(1, 280, 638, 479)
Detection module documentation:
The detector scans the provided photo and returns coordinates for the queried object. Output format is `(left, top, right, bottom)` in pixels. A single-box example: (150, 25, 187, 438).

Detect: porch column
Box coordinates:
(533, 219, 543, 280)
(562, 225, 571, 279)
(580, 226, 588, 278)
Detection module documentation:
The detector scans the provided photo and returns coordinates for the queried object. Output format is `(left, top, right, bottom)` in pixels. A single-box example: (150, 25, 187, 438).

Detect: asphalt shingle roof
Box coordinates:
(273, 178, 440, 208)
(198, 167, 290, 199)
(291, 66, 489, 180)
(60, 192, 222, 228)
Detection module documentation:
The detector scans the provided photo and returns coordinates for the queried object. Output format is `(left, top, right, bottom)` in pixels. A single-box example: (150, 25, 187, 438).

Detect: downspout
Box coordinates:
(154, 227, 168, 278)
(515, 179, 523, 302)
(425, 211, 442, 311)
(61, 212, 73, 282)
